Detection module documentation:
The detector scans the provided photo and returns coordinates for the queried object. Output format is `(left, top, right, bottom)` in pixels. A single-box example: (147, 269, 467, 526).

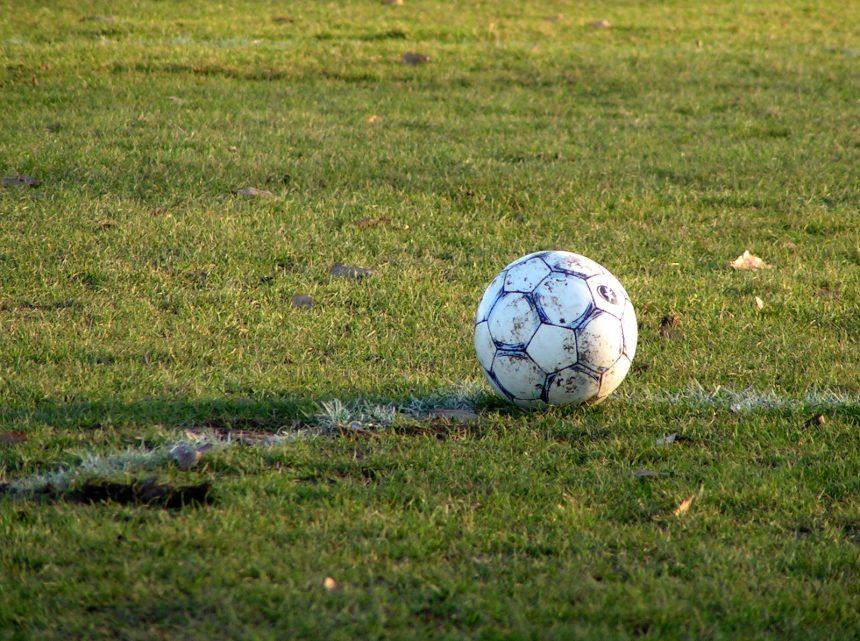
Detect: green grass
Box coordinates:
(1, 0, 859, 638)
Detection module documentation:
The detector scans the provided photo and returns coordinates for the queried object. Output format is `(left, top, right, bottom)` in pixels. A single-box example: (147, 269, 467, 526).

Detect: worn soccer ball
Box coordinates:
(474, 251, 637, 407)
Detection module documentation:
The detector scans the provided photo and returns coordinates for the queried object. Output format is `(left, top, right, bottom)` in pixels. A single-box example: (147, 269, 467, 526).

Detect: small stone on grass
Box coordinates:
(2, 175, 40, 188)
(290, 294, 314, 309)
(330, 263, 374, 279)
(402, 52, 429, 65)
(236, 187, 274, 199)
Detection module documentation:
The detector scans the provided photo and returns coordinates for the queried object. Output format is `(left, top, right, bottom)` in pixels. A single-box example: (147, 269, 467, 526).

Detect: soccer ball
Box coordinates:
(474, 251, 637, 407)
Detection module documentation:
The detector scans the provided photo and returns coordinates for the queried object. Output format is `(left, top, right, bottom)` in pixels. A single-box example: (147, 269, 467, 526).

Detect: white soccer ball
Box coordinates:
(474, 251, 637, 407)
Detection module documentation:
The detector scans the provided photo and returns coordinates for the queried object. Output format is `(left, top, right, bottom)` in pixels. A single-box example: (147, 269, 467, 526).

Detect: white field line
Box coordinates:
(2, 385, 856, 497)
(628, 385, 859, 413)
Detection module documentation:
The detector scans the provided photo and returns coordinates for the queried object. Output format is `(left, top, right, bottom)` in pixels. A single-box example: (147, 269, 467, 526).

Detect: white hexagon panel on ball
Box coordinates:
(576, 312, 624, 373)
(475, 272, 505, 323)
(533, 273, 592, 327)
(526, 324, 578, 373)
(487, 293, 541, 348)
(546, 366, 600, 405)
(586, 273, 628, 320)
(473, 321, 496, 372)
(620, 299, 638, 361)
(596, 354, 632, 403)
(503, 256, 551, 293)
(542, 251, 604, 278)
(491, 353, 545, 402)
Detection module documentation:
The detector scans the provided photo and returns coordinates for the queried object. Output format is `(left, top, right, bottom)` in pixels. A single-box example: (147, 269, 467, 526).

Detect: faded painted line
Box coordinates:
(3, 384, 855, 497)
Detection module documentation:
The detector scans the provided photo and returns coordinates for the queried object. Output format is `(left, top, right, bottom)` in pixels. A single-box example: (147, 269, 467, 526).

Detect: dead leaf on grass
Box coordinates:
(815, 287, 840, 300)
(167, 95, 186, 105)
(0, 431, 28, 445)
(730, 250, 770, 271)
(659, 312, 682, 339)
(323, 576, 340, 592)
(588, 19, 611, 29)
(402, 52, 429, 65)
(330, 263, 374, 279)
(2, 175, 40, 188)
(271, 15, 295, 24)
(366, 114, 380, 124)
(804, 414, 826, 427)
(754, 296, 765, 310)
(354, 216, 390, 228)
(673, 486, 703, 516)
(236, 187, 274, 199)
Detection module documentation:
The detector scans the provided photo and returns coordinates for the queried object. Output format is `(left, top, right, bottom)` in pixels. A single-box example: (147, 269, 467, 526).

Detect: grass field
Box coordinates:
(1, 0, 859, 638)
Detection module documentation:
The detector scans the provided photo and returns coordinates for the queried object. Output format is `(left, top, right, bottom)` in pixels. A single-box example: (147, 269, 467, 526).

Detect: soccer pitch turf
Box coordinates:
(1, 1, 858, 638)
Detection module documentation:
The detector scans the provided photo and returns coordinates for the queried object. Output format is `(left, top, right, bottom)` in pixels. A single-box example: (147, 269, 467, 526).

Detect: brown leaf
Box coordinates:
(2, 175, 40, 188)
(730, 250, 770, 271)
(354, 216, 390, 228)
(290, 294, 314, 309)
(236, 187, 274, 199)
(167, 95, 186, 105)
(0, 431, 28, 445)
(427, 408, 479, 423)
(330, 263, 374, 279)
(660, 313, 681, 328)
(588, 19, 611, 29)
(366, 114, 380, 124)
(673, 486, 703, 516)
(271, 15, 295, 24)
(402, 52, 429, 65)
(323, 576, 340, 592)
(805, 414, 826, 427)
(659, 312, 682, 339)
(815, 287, 840, 300)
